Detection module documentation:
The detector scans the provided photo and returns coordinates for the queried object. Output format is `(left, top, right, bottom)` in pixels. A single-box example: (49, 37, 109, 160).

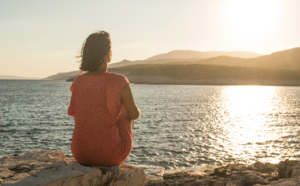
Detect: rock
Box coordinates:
(214, 167, 231, 177)
(0, 169, 15, 179)
(152, 168, 229, 186)
(260, 178, 300, 186)
(0, 150, 146, 186)
(145, 177, 165, 186)
(2, 151, 300, 186)
(226, 174, 267, 186)
(253, 164, 300, 186)
(253, 162, 277, 173)
(144, 160, 300, 186)
(291, 164, 300, 178)
(145, 162, 281, 186)
(278, 159, 299, 179)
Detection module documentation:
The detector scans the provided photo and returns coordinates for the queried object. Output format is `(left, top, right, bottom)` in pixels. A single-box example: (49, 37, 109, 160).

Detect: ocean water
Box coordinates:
(1, 80, 300, 172)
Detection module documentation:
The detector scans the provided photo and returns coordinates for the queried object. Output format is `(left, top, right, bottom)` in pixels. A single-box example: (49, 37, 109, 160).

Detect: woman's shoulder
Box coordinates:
(107, 72, 126, 78)
(72, 73, 85, 82)
(107, 72, 129, 85)
(107, 72, 128, 80)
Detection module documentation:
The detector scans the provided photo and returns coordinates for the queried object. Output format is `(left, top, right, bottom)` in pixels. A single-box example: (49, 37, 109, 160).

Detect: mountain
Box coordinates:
(156, 47, 300, 70)
(239, 47, 300, 70)
(168, 56, 244, 66)
(47, 59, 204, 80)
(110, 63, 300, 81)
(108, 50, 262, 68)
(47, 47, 300, 82)
(110, 47, 300, 70)
(91, 63, 300, 86)
(44, 70, 82, 80)
(108, 58, 202, 68)
(146, 50, 262, 60)
(0, 75, 41, 79)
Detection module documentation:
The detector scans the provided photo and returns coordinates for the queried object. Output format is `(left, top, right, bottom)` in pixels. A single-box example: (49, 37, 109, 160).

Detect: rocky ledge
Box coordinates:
(145, 159, 300, 186)
(1, 151, 300, 186)
(0, 150, 146, 186)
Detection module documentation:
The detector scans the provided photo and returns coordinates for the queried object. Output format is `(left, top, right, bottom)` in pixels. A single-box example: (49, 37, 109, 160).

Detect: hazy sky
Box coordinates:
(1, 0, 300, 77)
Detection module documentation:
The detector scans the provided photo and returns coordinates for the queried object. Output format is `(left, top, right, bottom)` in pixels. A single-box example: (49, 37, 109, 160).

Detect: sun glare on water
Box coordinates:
(224, 86, 276, 143)
(222, 86, 281, 163)
(224, 0, 283, 44)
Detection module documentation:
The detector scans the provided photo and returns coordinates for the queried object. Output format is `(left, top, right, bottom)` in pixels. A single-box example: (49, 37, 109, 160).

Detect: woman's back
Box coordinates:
(68, 72, 133, 166)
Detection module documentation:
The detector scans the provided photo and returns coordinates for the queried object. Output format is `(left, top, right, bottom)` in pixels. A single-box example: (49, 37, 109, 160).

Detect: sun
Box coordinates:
(224, 0, 282, 44)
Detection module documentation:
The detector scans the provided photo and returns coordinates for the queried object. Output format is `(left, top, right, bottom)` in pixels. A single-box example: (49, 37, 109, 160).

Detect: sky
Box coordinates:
(1, 0, 300, 78)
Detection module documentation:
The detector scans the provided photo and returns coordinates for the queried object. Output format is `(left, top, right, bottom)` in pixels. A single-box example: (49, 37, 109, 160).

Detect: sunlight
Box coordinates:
(224, 0, 282, 44)
(223, 86, 277, 144)
(221, 86, 279, 163)
(225, 86, 275, 118)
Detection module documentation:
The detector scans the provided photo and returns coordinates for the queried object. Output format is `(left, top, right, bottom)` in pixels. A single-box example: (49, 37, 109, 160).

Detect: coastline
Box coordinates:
(64, 74, 300, 86)
(125, 76, 300, 86)
(1, 150, 300, 186)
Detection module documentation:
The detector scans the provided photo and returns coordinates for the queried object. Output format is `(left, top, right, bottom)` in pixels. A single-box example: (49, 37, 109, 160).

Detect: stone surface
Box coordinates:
(257, 164, 300, 186)
(291, 164, 300, 178)
(278, 159, 299, 179)
(226, 174, 267, 186)
(145, 161, 282, 186)
(0, 150, 146, 186)
(2, 151, 300, 186)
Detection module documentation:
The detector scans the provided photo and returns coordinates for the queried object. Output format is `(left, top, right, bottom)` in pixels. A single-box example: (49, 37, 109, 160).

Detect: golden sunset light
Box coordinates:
(224, 0, 283, 45)
(1, 1, 300, 185)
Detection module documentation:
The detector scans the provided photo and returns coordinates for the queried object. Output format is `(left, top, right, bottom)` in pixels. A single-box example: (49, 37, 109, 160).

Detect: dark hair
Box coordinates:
(78, 31, 111, 72)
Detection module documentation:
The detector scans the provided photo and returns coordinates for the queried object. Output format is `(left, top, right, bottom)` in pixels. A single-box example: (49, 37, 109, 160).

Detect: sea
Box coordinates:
(1, 80, 300, 176)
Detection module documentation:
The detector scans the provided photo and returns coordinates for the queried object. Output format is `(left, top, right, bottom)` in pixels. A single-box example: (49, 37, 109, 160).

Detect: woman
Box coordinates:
(68, 31, 140, 167)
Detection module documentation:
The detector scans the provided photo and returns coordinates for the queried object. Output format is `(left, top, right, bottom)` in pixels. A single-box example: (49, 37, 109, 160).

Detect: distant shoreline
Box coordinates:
(2, 77, 300, 87)
(130, 82, 300, 86)
(125, 76, 300, 87)
(64, 76, 300, 86)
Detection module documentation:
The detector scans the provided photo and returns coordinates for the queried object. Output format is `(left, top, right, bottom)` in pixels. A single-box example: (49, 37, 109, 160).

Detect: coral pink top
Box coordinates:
(68, 72, 132, 166)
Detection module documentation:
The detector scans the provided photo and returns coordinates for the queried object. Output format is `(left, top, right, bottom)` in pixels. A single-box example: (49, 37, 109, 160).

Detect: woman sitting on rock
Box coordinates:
(68, 31, 141, 166)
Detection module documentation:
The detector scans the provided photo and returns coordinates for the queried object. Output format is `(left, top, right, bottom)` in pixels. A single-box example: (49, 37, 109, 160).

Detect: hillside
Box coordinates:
(110, 64, 300, 81)
(108, 58, 202, 68)
(47, 47, 300, 82)
(170, 56, 244, 66)
(158, 47, 300, 70)
(65, 63, 300, 86)
(240, 47, 300, 70)
(109, 48, 300, 70)
(146, 50, 262, 60)
(44, 70, 81, 80)
(108, 50, 262, 68)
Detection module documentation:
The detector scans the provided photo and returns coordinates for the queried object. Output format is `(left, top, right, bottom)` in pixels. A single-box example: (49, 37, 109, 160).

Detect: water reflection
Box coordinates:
(224, 86, 276, 142)
(222, 86, 287, 163)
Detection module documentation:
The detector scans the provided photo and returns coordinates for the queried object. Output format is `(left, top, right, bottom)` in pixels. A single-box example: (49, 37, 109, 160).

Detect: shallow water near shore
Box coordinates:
(1, 80, 300, 175)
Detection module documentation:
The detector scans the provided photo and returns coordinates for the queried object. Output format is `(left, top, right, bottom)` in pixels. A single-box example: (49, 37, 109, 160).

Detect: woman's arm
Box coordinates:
(68, 80, 76, 117)
(119, 84, 140, 120)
